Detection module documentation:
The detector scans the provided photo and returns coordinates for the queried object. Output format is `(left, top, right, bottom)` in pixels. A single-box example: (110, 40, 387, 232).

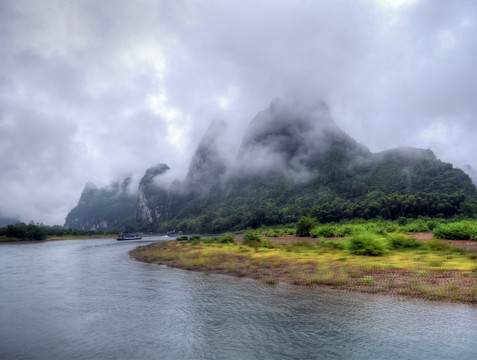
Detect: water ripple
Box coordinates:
(1, 239, 476, 359)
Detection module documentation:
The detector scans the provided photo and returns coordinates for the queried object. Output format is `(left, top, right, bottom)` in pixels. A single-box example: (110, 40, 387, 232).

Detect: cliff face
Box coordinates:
(137, 163, 170, 225)
(64, 178, 136, 230)
(183, 120, 227, 194)
(66, 98, 477, 232)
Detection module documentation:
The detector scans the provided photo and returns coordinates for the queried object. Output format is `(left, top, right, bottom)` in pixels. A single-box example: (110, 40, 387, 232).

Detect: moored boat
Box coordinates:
(116, 232, 142, 241)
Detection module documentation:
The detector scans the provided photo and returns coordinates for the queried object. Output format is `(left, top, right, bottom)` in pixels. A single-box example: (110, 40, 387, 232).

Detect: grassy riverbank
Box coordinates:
(130, 234, 477, 303)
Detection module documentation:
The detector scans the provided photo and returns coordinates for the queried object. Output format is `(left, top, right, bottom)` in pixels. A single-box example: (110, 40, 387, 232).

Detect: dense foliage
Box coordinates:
(0, 223, 111, 241)
(154, 190, 477, 234)
(433, 221, 477, 240)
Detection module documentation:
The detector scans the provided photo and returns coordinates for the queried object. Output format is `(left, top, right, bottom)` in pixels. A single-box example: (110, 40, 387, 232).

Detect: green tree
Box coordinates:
(296, 216, 316, 237)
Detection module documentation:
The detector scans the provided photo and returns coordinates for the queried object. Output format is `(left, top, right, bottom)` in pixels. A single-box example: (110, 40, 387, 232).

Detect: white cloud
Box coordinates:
(0, 0, 476, 224)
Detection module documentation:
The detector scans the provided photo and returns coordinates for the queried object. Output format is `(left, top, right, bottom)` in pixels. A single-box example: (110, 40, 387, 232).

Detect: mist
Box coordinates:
(1, 0, 476, 224)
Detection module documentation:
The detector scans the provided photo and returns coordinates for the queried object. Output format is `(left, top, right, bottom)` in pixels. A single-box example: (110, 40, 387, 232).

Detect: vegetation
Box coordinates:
(145, 191, 477, 235)
(296, 217, 316, 237)
(67, 101, 477, 234)
(0, 222, 115, 242)
(387, 233, 422, 249)
(433, 221, 477, 240)
(348, 233, 388, 256)
(64, 178, 137, 231)
(242, 232, 264, 247)
(130, 227, 477, 303)
(130, 216, 477, 303)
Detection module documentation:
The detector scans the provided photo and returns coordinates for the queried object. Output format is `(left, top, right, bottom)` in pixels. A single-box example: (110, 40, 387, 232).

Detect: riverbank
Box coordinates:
(0, 234, 115, 244)
(130, 236, 477, 303)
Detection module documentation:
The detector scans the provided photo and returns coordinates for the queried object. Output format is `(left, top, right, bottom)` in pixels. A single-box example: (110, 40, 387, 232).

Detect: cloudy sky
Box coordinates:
(1, 0, 476, 225)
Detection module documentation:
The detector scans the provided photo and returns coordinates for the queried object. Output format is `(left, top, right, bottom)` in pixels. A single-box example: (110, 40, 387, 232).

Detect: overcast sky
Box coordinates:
(1, 0, 476, 225)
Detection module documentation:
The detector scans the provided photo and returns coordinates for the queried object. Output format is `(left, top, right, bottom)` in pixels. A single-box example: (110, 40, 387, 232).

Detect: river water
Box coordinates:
(1, 238, 476, 359)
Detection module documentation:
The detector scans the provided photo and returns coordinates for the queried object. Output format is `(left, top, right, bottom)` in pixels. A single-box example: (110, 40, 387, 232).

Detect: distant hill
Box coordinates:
(67, 99, 477, 232)
(64, 178, 136, 231)
(0, 216, 21, 227)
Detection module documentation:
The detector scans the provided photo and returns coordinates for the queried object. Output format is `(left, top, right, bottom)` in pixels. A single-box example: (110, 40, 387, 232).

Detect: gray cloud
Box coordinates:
(1, 0, 476, 224)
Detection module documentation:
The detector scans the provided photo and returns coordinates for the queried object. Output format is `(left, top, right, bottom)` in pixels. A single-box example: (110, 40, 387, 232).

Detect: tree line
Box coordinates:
(152, 191, 477, 234)
(0, 222, 112, 241)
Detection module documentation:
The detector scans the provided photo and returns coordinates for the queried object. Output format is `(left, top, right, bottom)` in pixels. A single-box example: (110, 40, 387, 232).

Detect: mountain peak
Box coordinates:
(238, 98, 367, 175)
(184, 119, 228, 192)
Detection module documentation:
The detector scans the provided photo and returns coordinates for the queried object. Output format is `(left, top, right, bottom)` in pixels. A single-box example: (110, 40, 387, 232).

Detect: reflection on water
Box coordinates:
(1, 238, 476, 359)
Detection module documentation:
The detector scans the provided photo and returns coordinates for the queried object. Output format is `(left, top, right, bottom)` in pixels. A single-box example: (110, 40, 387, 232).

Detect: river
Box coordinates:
(1, 238, 476, 359)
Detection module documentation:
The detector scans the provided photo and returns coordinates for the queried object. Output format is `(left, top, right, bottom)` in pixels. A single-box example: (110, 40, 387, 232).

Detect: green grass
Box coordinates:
(130, 233, 477, 303)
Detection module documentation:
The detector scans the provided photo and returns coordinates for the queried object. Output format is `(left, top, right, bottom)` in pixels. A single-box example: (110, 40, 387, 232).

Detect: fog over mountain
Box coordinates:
(66, 99, 476, 232)
(1, 0, 477, 224)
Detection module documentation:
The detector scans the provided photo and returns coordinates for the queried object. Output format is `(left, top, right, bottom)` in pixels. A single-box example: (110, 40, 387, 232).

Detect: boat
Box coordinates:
(116, 232, 142, 241)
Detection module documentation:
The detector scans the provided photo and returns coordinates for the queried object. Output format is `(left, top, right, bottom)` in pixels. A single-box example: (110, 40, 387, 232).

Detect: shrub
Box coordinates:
(363, 223, 387, 235)
(189, 235, 201, 241)
(433, 222, 477, 240)
(348, 233, 388, 256)
(260, 238, 276, 248)
(291, 241, 315, 250)
(384, 223, 398, 233)
(296, 217, 316, 237)
(202, 237, 218, 244)
(323, 240, 346, 250)
(310, 224, 337, 238)
(404, 219, 429, 233)
(426, 220, 439, 231)
(176, 235, 189, 241)
(242, 232, 263, 247)
(387, 233, 422, 249)
(340, 225, 357, 236)
(219, 233, 236, 244)
(427, 239, 455, 252)
(398, 217, 408, 226)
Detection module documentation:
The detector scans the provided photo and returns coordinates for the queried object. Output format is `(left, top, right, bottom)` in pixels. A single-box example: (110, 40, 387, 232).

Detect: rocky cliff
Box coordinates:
(64, 178, 136, 230)
(66, 99, 477, 232)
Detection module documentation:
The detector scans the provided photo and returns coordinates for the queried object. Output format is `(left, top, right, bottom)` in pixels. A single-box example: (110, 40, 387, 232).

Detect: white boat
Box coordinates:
(116, 232, 142, 241)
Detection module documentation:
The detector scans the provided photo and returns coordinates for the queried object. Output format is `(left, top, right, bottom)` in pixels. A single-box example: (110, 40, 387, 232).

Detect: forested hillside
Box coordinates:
(137, 99, 477, 233)
(64, 178, 136, 230)
(66, 99, 477, 232)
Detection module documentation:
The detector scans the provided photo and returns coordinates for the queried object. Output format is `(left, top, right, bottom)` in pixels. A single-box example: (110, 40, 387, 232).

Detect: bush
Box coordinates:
(310, 224, 337, 238)
(433, 222, 477, 240)
(296, 217, 316, 237)
(189, 235, 201, 241)
(323, 240, 346, 250)
(242, 232, 263, 247)
(398, 217, 408, 226)
(291, 241, 315, 250)
(348, 233, 388, 256)
(426, 220, 439, 231)
(427, 239, 455, 252)
(176, 235, 189, 241)
(387, 233, 422, 249)
(202, 237, 218, 244)
(219, 233, 235, 244)
(404, 219, 429, 233)
(260, 238, 276, 248)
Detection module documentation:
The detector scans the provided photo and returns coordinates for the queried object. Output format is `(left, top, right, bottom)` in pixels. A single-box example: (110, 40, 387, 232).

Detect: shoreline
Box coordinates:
(0, 234, 115, 244)
(130, 236, 477, 304)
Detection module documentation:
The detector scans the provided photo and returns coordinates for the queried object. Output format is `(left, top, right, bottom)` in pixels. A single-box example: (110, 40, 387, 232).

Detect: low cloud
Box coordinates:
(1, 0, 476, 224)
